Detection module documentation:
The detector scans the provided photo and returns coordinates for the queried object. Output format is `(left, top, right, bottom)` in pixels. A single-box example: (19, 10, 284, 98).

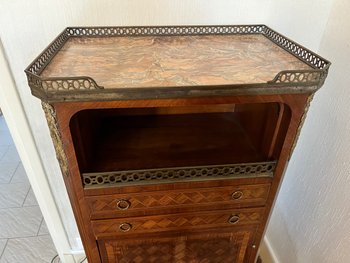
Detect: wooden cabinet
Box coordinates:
(25, 25, 330, 262)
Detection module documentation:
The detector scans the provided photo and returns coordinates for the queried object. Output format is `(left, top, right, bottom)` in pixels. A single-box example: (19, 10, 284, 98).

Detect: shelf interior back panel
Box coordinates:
(70, 110, 275, 173)
(40, 34, 312, 89)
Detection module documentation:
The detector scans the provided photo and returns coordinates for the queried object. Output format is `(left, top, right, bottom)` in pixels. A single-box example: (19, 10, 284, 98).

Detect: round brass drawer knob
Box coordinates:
(231, 191, 243, 200)
(119, 222, 132, 232)
(228, 215, 240, 224)
(116, 199, 131, 210)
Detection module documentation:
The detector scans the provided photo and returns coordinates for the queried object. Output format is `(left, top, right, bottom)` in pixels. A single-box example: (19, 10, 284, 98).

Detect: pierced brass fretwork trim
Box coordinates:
(83, 161, 276, 188)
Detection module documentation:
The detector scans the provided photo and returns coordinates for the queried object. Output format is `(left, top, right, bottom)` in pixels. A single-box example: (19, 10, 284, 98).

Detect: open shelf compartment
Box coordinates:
(69, 103, 290, 188)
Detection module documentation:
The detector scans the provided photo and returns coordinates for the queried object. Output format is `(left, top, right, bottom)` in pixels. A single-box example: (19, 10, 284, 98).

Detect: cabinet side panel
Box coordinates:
(248, 93, 311, 262)
(52, 103, 102, 263)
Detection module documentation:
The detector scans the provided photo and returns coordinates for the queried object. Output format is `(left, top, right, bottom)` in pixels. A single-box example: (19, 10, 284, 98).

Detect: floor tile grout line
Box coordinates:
(9, 162, 21, 183)
(3, 234, 51, 241)
(0, 234, 51, 240)
(21, 204, 40, 208)
(0, 239, 9, 260)
(0, 192, 32, 209)
(0, 204, 36, 209)
(0, 205, 41, 213)
(22, 185, 32, 207)
(0, 182, 29, 185)
(37, 218, 44, 236)
(0, 145, 9, 162)
(0, 204, 40, 211)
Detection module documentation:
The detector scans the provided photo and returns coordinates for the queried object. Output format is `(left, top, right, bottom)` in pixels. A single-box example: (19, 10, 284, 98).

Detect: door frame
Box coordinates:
(0, 40, 80, 263)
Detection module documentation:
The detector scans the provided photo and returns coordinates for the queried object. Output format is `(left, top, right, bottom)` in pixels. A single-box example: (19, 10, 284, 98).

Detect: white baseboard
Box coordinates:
(260, 236, 279, 263)
(62, 251, 86, 263)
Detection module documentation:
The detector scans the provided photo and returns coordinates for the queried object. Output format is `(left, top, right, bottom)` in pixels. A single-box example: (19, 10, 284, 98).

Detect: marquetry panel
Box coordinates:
(92, 208, 263, 237)
(87, 184, 270, 218)
(100, 229, 254, 263)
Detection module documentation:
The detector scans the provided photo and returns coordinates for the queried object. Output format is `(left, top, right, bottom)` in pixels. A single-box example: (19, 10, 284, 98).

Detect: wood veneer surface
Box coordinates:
(73, 112, 266, 172)
(41, 35, 311, 88)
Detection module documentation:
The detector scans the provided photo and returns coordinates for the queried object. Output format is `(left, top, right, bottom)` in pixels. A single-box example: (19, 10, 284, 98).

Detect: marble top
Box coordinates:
(40, 34, 311, 89)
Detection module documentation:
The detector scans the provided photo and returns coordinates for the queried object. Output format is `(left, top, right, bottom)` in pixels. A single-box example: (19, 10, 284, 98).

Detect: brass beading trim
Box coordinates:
(83, 161, 276, 188)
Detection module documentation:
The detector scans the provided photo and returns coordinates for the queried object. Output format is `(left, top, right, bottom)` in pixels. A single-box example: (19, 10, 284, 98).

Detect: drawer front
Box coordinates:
(92, 207, 264, 238)
(87, 184, 270, 219)
(99, 228, 256, 263)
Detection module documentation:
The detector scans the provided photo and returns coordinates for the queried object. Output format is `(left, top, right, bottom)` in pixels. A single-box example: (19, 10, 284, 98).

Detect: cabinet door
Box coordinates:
(98, 229, 255, 263)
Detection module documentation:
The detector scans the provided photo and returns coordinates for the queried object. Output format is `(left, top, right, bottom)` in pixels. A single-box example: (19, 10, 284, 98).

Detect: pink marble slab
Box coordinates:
(41, 34, 311, 89)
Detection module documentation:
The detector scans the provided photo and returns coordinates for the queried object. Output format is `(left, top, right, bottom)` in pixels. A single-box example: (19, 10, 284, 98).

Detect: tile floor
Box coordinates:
(0, 115, 57, 262)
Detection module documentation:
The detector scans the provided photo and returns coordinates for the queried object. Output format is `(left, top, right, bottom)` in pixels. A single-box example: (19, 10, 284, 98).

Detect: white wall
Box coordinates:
(268, 0, 333, 50)
(0, 0, 272, 254)
(266, 0, 350, 262)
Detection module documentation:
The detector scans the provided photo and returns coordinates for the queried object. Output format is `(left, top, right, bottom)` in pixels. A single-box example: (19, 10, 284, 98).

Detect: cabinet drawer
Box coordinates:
(87, 184, 270, 219)
(92, 207, 264, 238)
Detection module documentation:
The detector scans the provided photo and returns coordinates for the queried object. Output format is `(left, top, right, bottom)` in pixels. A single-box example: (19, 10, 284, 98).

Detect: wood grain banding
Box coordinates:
(99, 228, 256, 263)
(91, 208, 264, 238)
(87, 184, 270, 219)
